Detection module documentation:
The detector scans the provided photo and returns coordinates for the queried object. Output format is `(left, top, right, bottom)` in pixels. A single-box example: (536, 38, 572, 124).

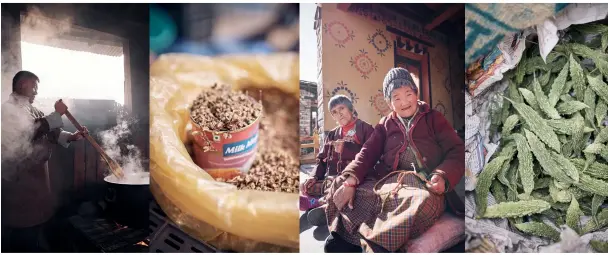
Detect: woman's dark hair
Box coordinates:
(12, 70, 39, 92)
(328, 94, 355, 114)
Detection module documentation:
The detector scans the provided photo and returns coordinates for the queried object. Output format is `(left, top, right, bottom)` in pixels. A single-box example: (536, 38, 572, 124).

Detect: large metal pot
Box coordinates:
(104, 172, 151, 228)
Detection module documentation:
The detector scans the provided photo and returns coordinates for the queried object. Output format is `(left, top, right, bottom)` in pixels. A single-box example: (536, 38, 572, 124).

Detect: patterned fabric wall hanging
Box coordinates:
(368, 29, 392, 57)
(323, 20, 355, 48)
(350, 49, 378, 79)
(434, 100, 447, 116)
(326, 80, 360, 104)
(370, 90, 392, 117)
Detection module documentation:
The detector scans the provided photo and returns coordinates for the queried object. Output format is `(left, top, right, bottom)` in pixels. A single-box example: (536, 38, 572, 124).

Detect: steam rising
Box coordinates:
(1, 97, 41, 181)
(99, 112, 146, 177)
(2, 5, 147, 182)
(2, 6, 74, 102)
(20, 6, 73, 42)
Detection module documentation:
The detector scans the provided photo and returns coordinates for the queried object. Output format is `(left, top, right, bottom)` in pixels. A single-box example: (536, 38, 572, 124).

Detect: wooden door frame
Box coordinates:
(394, 46, 432, 106)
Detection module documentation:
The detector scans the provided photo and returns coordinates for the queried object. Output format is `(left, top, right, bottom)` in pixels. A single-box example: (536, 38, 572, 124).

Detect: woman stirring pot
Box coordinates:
(300, 95, 374, 227)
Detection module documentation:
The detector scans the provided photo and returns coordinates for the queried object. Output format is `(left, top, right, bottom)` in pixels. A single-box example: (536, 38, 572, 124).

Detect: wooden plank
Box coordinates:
(85, 142, 97, 186)
(450, 8, 465, 23)
(337, 3, 351, 12)
(395, 47, 431, 106)
(424, 3, 442, 10)
(73, 140, 86, 195)
(313, 5, 322, 30)
(425, 4, 464, 31)
(381, 4, 428, 24)
(97, 149, 108, 182)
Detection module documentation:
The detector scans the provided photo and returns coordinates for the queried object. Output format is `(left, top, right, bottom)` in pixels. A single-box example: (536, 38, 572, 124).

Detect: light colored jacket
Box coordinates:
(1, 93, 72, 228)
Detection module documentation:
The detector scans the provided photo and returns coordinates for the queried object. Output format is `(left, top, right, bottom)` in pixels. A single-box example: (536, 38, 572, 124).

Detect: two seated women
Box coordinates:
(301, 67, 464, 252)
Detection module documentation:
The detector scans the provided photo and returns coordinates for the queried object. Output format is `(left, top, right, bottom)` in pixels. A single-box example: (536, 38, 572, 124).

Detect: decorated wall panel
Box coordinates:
(320, 3, 460, 131)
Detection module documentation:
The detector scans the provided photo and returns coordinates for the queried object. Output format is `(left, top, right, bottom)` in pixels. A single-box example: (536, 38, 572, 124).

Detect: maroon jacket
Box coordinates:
(313, 119, 374, 179)
(342, 101, 465, 214)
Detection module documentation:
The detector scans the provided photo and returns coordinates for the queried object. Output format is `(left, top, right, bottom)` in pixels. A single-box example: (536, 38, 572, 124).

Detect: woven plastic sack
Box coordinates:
(149, 53, 299, 252)
(465, 3, 569, 67)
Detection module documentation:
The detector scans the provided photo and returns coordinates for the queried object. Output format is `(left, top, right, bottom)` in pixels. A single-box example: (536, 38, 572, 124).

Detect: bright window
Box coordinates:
(20, 41, 125, 105)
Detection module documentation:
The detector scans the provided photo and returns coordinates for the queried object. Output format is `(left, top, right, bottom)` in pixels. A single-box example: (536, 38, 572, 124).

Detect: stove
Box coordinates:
(68, 215, 150, 252)
(149, 201, 219, 253)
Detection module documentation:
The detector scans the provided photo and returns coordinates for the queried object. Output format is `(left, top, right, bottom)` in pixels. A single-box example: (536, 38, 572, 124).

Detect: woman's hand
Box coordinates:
(333, 140, 344, 153)
(54, 99, 68, 115)
(300, 177, 317, 195)
(332, 175, 357, 210)
(426, 174, 446, 194)
(69, 126, 89, 142)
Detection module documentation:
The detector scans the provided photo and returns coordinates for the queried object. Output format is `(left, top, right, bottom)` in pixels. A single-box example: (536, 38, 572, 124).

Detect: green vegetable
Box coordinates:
(476, 156, 511, 216)
(570, 54, 586, 101)
(511, 133, 535, 194)
(566, 195, 582, 233)
(556, 101, 589, 115)
(590, 240, 608, 253)
(482, 200, 551, 218)
(549, 61, 569, 108)
(515, 222, 560, 241)
(533, 76, 561, 119)
(477, 25, 608, 243)
(582, 209, 608, 234)
(524, 130, 573, 184)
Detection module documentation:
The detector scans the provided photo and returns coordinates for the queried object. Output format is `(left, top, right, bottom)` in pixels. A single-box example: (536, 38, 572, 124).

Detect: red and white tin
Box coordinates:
(191, 114, 261, 180)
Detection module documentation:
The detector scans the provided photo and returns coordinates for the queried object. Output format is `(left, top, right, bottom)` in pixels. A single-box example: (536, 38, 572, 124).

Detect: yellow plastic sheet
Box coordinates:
(149, 53, 299, 252)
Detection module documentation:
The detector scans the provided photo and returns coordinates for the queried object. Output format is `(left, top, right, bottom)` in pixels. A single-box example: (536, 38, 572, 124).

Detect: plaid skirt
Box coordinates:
(325, 172, 445, 252)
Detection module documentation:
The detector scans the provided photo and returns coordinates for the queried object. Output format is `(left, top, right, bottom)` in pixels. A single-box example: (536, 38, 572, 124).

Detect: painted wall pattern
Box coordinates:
(370, 90, 391, 117)
(326, 80, 360, 103)
(434, 100, 448, 116)
(350, 49, 378, 79)
(320, 3, 461, 130)
(368, 29, 392, 57)
(323, 20, 355, 48)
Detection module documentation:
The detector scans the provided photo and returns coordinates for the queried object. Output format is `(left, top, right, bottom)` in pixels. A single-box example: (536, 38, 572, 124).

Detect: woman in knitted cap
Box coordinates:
(300, 95, 374, 226)
(323, 67, 464, 252)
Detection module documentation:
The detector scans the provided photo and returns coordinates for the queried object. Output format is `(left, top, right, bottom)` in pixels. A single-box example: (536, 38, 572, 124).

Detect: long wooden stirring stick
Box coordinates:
(64, 110, 124, 179)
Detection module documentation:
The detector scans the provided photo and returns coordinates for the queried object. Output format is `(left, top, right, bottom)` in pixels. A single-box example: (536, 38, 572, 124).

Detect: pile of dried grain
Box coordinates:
(190, 84, 263, 131)
(223, 149, 299, 193)
(243, 88, 301, 156)
(214, 87, 300, 193)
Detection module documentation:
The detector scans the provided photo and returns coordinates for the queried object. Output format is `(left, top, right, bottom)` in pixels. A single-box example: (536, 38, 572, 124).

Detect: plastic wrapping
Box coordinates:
(149, 53, 299, 252)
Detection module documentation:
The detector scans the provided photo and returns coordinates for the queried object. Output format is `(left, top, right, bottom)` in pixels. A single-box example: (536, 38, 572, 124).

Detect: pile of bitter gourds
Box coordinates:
(475, 23, 608, 245)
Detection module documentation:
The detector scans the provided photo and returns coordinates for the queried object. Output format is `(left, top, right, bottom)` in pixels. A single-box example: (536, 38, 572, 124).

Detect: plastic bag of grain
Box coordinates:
(149, 53, 299, 252)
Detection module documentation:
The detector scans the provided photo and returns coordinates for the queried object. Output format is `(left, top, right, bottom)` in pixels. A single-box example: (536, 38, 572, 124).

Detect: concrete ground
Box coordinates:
(300, 164, 329, 253)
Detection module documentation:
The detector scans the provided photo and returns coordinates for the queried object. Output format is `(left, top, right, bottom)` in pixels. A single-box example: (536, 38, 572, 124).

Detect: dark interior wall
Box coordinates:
(1, 6, 22, 102)
(1, 3, 149, 206)
(449, 39, 465, 132)
(1, 3, 150, 119)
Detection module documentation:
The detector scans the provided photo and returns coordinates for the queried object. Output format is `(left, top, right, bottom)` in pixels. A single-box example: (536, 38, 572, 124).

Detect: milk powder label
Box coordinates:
(223, 133, 258, 157)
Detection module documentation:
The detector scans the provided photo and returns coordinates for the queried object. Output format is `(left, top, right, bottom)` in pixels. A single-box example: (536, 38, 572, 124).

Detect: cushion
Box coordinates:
(405, 213, 465, 253)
